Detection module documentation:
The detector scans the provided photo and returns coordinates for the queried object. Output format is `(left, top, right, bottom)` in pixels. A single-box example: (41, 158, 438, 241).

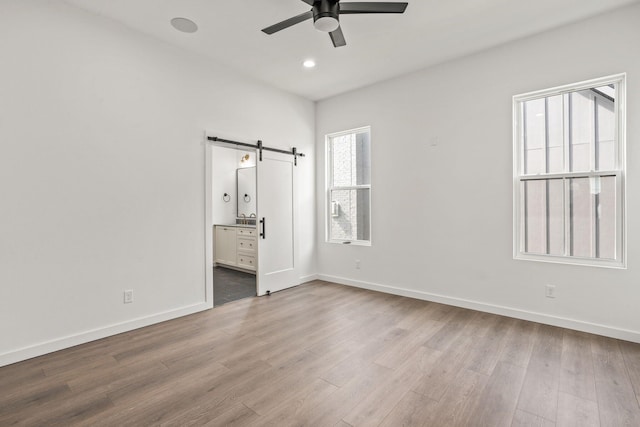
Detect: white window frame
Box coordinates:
(326, 126, 372, 246)
(513, 74, 626, 268)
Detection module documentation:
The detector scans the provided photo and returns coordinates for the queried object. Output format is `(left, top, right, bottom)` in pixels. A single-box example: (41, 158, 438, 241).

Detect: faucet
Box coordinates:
(239, 214, 246, 225)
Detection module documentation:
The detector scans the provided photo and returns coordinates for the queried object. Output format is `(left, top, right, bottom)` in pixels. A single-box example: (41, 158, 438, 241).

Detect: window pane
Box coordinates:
(570, 91, 595, 172)
(524, 180, 546, 254)
(523, 98, 546, 174)
(330, 189, 370, 241)
(331, 131, 371, 186)
(523, 179, 563, 255)
(523, 96, 563, 174)
(569, 178, 594, 257)
(548, 179, 564, 255)
(547, 95, 564, 173)
(596, 92, 616, 171)
(597, 176, 616, 259)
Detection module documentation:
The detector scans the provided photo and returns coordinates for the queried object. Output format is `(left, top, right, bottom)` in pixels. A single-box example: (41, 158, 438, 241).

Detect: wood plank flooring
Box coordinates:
(2, 280, 640, 426)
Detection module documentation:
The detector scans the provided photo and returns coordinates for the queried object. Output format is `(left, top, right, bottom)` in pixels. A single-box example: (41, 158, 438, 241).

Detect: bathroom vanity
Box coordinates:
(214, 224, 257, 273)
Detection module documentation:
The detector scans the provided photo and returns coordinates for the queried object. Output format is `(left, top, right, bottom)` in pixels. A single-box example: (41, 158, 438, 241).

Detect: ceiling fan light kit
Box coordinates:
(262, 0, 408, 47)
(314, 16, 340, 32)
(313, 0, 340, 32)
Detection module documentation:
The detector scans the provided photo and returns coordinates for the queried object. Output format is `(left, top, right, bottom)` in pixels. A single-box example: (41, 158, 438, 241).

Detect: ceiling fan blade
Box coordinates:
(299, 0, 315, 4)
(329, 26, 346, 47)
(262, 10, 313, 34)
(339, 2, 408, 14)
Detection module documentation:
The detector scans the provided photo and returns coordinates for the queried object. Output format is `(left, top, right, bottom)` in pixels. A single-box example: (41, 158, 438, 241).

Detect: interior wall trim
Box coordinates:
(298, 274, 320, 284)
(0, 273, 320, 367)
(317, 274, 640, 344)
(0, 301, 211, 368)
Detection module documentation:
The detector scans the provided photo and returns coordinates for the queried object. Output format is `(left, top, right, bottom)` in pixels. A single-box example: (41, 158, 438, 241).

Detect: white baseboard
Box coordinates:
(1, 274, 320, 367)
(8, 272, 633, 367)
(0, 302, 212, 368)
(298, 273, 319, 285)
(318, 274, 640, 344)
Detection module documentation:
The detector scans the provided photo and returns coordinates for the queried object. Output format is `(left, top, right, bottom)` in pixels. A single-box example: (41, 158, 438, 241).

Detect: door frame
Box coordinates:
(204, 141, 214, 308)
(205, 136, 261, 306)
(205, 132, 308, 306)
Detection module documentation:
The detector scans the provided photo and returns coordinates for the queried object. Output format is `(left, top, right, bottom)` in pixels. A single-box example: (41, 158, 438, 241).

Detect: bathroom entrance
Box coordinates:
(205, 135, 302, 307)
(210, 145, 257, 306)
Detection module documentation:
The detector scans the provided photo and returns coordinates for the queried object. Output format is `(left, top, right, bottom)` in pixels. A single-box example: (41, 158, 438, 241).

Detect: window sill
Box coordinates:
(514, 253, 626, 269)
(327, 240, 371, 247)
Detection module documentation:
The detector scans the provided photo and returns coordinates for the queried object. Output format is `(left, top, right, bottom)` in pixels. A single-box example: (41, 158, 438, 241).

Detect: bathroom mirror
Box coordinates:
(237, 167, 256, 218)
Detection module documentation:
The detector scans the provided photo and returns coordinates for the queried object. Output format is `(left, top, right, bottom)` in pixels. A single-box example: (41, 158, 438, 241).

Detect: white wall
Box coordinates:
(0, 0, 315, 366)
(316, 3, 640, 341)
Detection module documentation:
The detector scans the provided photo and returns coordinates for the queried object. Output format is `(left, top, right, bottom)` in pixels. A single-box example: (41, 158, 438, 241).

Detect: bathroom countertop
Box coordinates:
(214, 224, 256, 228)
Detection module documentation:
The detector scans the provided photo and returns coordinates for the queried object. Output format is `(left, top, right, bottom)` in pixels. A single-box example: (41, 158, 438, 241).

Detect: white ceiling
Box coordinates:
(64, 0, 638, 101)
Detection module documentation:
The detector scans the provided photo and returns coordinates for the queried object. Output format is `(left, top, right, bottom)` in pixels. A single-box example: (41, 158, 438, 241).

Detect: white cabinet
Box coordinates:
(214, 226, 257, 273)
(237, 231, 257, 271)
(237, 252, 256, 270)
(237, 227, 257, 238)
(237, 236, 256, 252)
(215, 226, 237, 266)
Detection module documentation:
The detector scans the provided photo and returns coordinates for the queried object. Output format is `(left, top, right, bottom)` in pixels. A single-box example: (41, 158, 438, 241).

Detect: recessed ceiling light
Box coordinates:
(303, 59, 316, 69)
(171, 17, 198, 33)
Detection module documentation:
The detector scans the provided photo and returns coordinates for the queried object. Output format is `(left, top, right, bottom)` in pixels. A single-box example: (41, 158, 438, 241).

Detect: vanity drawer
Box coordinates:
(236, 227, 257, 237)
(237, 253, 256, 270)
(237, 236, 257, 253)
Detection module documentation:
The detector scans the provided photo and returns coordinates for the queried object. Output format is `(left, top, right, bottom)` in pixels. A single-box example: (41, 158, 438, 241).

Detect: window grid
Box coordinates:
(514, 74, 625, 268)
(326, 127, 372, 244)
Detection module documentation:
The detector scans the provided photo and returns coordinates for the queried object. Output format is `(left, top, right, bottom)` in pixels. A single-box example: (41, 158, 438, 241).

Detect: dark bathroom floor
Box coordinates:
(213, 266, 256, 306)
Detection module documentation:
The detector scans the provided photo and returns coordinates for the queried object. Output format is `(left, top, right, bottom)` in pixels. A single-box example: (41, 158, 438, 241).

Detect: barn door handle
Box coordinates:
(260, 217, 266, 239)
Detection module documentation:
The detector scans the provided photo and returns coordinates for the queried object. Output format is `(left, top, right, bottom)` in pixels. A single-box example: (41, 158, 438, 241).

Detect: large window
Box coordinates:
(327, 127, 371, 244)
(513, 75, 626, 268)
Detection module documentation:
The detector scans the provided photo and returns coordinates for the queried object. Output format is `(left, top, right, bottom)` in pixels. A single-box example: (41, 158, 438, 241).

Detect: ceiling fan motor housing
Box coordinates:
(313, 0, 340, 32)
(262, 0, 408, 46)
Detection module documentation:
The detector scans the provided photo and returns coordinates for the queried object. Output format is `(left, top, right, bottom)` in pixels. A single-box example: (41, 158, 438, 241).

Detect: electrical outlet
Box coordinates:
(124, 290, 134, 304)
(355, 259, 361, 270)
(545, 285, 556, 299)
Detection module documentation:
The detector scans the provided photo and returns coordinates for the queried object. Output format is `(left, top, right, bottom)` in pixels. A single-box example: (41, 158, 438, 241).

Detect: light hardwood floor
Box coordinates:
(2, 281, 640, 426)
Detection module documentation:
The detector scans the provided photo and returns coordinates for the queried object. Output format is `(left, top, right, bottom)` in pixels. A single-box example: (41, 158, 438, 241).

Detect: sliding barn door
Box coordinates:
(256, 150, 296, 296)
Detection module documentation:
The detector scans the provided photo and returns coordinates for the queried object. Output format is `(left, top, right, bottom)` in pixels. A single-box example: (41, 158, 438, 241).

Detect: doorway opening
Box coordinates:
(212, 267, 255, 306)
(210, 144, 257, 307)
(205, 133, 302, 307)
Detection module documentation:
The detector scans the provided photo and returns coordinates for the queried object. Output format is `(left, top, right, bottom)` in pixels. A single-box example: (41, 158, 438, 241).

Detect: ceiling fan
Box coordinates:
(262, 0, 409, 48)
